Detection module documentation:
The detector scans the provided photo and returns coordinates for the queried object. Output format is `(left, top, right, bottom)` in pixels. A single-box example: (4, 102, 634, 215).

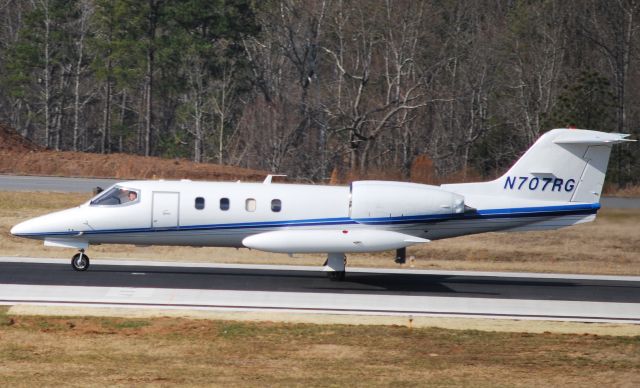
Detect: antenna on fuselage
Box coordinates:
(263, 174, 287, 184)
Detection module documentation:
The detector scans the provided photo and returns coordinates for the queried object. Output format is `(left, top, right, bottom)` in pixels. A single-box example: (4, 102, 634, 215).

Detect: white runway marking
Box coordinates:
(0, 284, 639, 324)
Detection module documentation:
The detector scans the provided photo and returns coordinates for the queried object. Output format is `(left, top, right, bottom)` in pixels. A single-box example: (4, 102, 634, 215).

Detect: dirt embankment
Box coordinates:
(0, 122, 266, 181)
(0, 123, 43, 153)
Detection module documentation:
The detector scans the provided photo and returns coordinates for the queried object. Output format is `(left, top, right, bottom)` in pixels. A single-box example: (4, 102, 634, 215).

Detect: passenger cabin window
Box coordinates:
(220, 198, 230, 211)
(271, 199, 282, 212)
(245, 198, 256, 212)
(90, 186, 140, 206)
(195, 197, 205, 210)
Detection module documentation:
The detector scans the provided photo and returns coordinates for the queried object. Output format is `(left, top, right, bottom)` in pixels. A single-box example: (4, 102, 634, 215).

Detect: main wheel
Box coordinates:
(327, 271, 345, 281)
(71, 252, 90, 271)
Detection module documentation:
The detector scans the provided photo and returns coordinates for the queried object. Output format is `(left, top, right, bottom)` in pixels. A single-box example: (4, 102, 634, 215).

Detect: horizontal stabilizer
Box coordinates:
(242, 229, 429, 254)
(554, 131, 635, 145)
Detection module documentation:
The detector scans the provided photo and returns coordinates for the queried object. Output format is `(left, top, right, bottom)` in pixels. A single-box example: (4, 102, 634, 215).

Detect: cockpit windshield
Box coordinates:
(90, 186, 140, 206)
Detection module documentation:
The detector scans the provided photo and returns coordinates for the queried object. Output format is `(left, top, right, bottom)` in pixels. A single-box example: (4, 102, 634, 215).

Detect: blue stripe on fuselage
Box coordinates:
(352, 203, 600, 225)
(13, 203, 600, 237)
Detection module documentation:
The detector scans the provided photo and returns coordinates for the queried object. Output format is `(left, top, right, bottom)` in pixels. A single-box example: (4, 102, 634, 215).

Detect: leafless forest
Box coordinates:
(0, 0, 638, 184)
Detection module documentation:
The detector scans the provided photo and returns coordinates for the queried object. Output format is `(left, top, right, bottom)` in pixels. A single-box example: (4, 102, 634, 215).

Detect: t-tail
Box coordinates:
(442, 128, 635, 231)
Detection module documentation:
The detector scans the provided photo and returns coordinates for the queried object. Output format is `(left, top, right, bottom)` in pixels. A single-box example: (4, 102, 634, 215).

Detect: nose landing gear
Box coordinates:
(71, 249, 90, 271)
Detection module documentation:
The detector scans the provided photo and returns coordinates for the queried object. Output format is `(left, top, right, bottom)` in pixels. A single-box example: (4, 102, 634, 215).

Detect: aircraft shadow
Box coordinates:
(94, 266, 581, 297)
(328, 273, 577, 296)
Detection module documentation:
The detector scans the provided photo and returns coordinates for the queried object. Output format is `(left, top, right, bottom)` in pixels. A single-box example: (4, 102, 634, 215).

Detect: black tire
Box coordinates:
(327, 271, 345, 281)
(71, 253, 90, 271)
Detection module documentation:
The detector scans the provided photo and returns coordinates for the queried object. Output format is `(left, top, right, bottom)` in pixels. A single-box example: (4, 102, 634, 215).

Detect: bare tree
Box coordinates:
(578, 0, 640, 133)
(72, 0, 93, 151)
(321, 1, 429, 174)
(41, 0, 52, 148)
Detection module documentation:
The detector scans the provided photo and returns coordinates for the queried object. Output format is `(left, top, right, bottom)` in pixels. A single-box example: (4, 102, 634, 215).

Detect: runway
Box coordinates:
(1, 258, 639, 323)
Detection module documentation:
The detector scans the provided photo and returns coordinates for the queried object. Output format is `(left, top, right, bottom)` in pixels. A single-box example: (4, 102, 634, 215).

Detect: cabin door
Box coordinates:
(152, 192, 180, 229)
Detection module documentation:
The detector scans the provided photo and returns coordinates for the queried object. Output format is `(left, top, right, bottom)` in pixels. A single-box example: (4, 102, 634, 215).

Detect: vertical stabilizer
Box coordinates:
(442, 128, 634, 203)
(500, 129, 634, 202)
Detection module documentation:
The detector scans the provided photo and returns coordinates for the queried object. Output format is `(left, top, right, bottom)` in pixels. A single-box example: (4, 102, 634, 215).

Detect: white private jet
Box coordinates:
(10, 128, 634, 280)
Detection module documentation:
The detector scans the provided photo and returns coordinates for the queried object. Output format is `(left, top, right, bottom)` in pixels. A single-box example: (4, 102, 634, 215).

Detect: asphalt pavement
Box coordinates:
(1, 261, 638, 303)
(0, 174, 119, 192)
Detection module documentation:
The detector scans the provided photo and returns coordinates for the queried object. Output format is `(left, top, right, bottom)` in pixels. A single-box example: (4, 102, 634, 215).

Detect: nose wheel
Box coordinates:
(71, 249, 90, 271)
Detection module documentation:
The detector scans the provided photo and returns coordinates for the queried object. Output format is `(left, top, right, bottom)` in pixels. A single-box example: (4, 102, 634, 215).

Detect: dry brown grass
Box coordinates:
(405, 207, 640, 275)
(2, 191, 639, 275)
(0, 307, 639, 386)
(11, 305, 640, 337)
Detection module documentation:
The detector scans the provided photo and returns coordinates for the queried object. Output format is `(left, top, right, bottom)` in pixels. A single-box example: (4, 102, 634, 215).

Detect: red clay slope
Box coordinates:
(0, 122, 266, 181)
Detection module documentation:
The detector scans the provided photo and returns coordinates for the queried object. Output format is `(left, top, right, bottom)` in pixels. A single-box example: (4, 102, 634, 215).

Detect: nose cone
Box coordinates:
(11, 218, 39, 237)
(10, 207, 82, 239)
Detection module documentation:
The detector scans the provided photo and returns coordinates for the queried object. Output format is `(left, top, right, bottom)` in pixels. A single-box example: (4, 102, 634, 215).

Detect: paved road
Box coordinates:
(1, 261, 638, 303)
(0, 174, 119, 192)
(0, 174, 638, 208)
(601, 197, 640, 209)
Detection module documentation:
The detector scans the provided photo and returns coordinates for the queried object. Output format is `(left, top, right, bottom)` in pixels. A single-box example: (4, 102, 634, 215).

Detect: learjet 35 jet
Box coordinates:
(10, 128, 635, 280)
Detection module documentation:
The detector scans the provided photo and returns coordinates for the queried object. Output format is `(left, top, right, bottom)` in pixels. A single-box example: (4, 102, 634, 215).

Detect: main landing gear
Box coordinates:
(324, 253, 346, 281)
(71, 249, 90, 271)
(394, 247, 406, 264)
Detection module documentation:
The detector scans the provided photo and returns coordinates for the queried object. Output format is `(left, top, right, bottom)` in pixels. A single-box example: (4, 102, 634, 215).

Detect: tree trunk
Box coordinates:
(137, 86, 145, 153)
(193, 97, 202, 163)
(54, 64, 67, 151)
(101, 79, 112, 153)
(119, 90, 127, 152)
(218, 86, 225, 165)
(145, 48, 153, 156)
(43, 0, 51, 148)
(144, 0, 158, 157)
(73, 19, 86, 152)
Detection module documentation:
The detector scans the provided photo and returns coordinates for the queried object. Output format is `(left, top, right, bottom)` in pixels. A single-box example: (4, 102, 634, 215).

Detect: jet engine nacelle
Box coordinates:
(350, 181, 465, 220)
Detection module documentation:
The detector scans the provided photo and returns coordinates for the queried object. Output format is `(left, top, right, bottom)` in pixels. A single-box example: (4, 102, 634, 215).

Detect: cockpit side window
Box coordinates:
(90, 186, 140, 206)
